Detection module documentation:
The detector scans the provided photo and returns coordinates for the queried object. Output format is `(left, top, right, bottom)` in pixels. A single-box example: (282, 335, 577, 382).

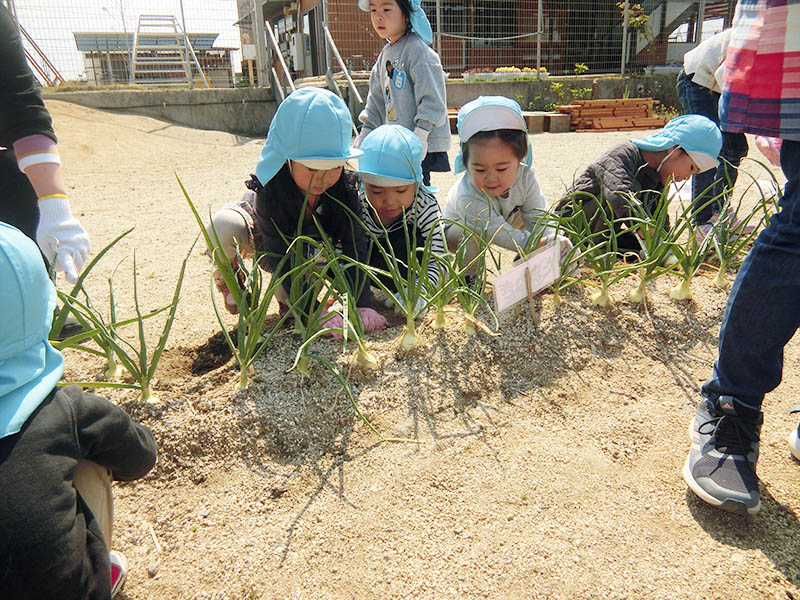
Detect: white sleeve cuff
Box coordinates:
(413, 127, 430, 144)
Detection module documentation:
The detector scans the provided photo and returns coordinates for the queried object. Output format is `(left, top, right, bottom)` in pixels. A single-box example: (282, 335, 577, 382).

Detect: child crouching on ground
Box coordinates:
(356, 123, 445, 314)
(205, 87, 386, 334)
(0, 222, 157, 599)
(553, 114, 722, 254)
(442, 96, 571, 265)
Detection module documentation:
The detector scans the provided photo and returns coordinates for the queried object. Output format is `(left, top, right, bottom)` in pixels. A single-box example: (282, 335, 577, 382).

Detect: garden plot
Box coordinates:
(48, 99, 800, 600)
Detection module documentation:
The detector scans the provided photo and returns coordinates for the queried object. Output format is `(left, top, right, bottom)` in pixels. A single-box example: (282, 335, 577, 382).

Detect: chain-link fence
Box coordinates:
(326, 0, 735, 77)
(7, 0, 735, 89)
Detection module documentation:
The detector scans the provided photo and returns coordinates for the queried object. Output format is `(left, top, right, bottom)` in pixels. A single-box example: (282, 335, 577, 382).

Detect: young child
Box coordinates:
(356, 123, 445, 309)
(443, 96, 569, 262)
(554, 114, 722, 253)
(0, 222, 157, 599)
(205, 86, 386, 334)
(355, 0, 450, 187)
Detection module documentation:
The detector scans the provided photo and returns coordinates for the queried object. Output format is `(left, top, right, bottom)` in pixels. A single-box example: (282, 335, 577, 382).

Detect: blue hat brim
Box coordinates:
(630, 114, 722, 170)
(255, 145, 362, 186)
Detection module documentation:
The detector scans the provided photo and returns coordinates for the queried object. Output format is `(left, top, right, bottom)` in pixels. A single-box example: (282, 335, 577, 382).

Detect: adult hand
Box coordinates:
(36, 195, 91, 283)
(755, 136, 781, 167)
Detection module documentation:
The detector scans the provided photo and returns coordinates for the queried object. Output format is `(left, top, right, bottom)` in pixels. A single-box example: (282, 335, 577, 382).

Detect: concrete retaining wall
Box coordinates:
(43, 87, 278, 138)
(45, 74, 680, 139)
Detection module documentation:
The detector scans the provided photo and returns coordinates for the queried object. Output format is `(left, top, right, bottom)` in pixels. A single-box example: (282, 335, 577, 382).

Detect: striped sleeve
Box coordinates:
(719, 0, 800, 141)
(358, 185, 386, 236)
(413, 188, 445, 288)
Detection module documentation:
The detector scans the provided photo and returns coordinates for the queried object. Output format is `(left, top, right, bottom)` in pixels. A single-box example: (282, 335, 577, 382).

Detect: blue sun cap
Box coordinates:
(357, 0, 434, 44)
(357, 124, 425, 187)
(0, 222, 65, 439)
(631, 114, 722, 172)
(453, 95, 533, 174)
(254, 87, 363, 186)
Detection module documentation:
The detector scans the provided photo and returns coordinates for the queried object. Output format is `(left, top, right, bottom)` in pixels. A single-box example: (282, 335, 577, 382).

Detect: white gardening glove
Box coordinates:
(412, 127, 429, 159)
(352, 127, 373, 150)
(37, 195, 91, 283)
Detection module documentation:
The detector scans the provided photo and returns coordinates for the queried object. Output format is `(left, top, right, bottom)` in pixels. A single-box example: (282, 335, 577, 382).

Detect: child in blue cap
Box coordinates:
(357, 123, 445, 311)
(354, 0, 450, 187)
(206, 87, 387, 334)
(0, 222, 157, 599)
(442, 96, 571, 263)
(554, 114, 722, 254)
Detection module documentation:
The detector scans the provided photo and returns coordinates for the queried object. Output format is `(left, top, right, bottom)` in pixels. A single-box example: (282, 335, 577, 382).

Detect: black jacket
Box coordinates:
(554, 141, 665, 232)
(0, 386, 157, 600)
(249, 165, 373, 307)
(0, 5, 55, 241)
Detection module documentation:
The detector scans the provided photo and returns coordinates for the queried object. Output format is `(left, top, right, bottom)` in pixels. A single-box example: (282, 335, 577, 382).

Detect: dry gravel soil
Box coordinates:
(45, 98, 800, 599)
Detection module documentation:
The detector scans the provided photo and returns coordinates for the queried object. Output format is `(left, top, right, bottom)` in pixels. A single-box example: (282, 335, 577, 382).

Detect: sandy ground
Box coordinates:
(46, 98, 800, 600)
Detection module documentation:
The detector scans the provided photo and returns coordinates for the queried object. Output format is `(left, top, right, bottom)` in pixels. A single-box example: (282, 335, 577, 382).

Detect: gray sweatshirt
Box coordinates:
(358, 32, 450, 153)
(443, 166, 553, 252)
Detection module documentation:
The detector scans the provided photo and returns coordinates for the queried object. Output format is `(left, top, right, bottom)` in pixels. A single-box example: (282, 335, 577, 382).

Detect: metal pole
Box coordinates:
(695, 0, 706, 45)
(435, 0, 442, 56)
(5, 0, 20, 34)
(324, 25, 362, 104)
(536, 0, 542, 73)
(252, 0, 269, 87)
(265, 19, 296, 93)
(620, 0, 629, 75)
(120, 1, 131, 85)
(321, 0, 332, 74)
(179, 0, 193, 88)
(5, 0, 18, 23)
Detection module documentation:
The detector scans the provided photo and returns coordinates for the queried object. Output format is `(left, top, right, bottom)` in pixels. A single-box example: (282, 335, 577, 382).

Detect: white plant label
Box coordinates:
(493, 241, 560, 312)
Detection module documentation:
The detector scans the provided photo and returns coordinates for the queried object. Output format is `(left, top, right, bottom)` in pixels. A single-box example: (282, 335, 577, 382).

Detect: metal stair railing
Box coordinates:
(129, 14, 209, 87)
(322, 24, 362, 136)
(264, 19, 295, 102)
(322, 24, 363, 107)
(12, 17, 66, 86)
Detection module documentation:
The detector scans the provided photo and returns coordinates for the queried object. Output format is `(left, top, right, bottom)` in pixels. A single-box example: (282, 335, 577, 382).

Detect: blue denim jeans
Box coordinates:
(676, 69, 749, 224)
(701, 139, 799, 412)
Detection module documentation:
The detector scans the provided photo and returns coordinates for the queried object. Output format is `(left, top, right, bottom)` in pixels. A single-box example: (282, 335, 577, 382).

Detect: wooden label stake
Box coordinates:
(524, 268, 538, 324)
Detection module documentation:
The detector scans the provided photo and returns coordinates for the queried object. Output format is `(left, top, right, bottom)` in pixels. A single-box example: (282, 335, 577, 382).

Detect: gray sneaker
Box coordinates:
(683, 396, 763, 514)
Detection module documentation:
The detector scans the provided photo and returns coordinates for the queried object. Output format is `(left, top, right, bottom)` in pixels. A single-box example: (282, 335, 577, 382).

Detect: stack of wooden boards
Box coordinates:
(554, 98, 666, 132)
(447, 107, 571, 134)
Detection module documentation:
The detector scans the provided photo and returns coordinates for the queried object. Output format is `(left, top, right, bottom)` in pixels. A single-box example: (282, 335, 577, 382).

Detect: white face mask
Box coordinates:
(655, 147, 680, 173)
